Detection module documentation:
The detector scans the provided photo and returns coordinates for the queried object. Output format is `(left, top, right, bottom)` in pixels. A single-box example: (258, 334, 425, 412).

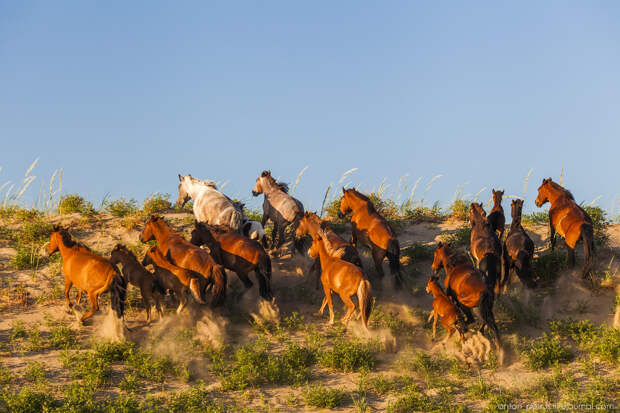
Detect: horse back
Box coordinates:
(324, 259, 364, 294)
(447, 265, 486, 307)
(217, 232, 263, 264)
(63, 249, 116, 290)
(351, 209, 395, 250)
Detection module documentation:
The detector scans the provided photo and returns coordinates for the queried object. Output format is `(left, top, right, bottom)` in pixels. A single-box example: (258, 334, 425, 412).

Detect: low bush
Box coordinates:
(318, 339, 375, 372)
(303, 383, 346, 409)
(142, 193, 171, 215)
(533, 251, 567, 286)
(521, 333, 572, 370)
(449, 199, 469, 221)
(104, 197, 138, 217)
(58, 194, 95, 215)
(438, 226, 471, 247)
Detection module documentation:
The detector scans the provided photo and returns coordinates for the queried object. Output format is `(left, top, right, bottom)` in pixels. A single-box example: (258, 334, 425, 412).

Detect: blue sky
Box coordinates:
(1, 1, 619, 214)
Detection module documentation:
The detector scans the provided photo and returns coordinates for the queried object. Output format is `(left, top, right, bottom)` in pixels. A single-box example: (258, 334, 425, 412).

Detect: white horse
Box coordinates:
(176, 174, 243, 231)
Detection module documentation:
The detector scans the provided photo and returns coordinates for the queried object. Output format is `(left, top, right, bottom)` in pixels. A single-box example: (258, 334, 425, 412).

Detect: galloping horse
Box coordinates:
(47, 227, 126, 323)
(252, 170, 304, 252)
(308, 229, 373, 330)
(469, 203, 502, 293)
(109, 244, 165, 323)
(338, 188, 402, 288)
(432, 242, 501, 350)
(176, 174, 244, 231)
(535, 178, 594, 279)
(487, 189, 505, 241)
(503, 199, 537, 290)
(140, 215, 227, 306)
(295, 212, 362, 289)
(190, 222, 273, 300)
(426, 276, 465, 343)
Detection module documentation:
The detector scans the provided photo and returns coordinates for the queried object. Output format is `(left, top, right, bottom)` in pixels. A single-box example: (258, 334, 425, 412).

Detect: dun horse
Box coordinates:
(47, 227, 126, 323)
(535, 178, 594, 279)
(487, 189, 505, 240)
(426, 276, 465, 342)
(140, 215, 227, 306)
(190, 222, 273, 300)
(142, 246, 193, 314)
(469, 203, 502, 293)
(177, 174, 244, 231)
(432, 242, 501, 349)
(308, 230, 373, 330)
(338, 188, 403, 288)
(503, 199, 537, 290)
(295, 212, 362, 289)
(109, 244, 165, 323)
(252, 170, 304, 252)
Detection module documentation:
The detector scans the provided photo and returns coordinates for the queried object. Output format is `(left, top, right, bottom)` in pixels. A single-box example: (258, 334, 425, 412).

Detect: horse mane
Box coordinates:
(196, 221, 230, 235)
(345, 189, 377, 213)
(57, 228, 92, 251)
(547, 180, 574, 200)
(318, 230, 345, 258)
(261, 170, 289, 193)
(112, 244, 135, 257)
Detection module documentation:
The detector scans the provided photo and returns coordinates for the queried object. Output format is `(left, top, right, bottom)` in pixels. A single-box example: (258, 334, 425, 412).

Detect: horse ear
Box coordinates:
(342, 187, 346, 194)
(52, 225, 60, 232)
(437, 241, 443, 248)
(320, 221, 329, 230)
(178, 174, 183, 181)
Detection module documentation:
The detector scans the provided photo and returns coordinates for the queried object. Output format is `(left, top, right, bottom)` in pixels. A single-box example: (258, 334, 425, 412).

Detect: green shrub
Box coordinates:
(449, 199, 469, 221)
(243, 207, 262, 222)
(219, 341, 316, 390)
(386, 387, 461, 413)
(438, 226, 471, 247)
(550, 319, 620, 364)
(119, 372, 142, 393)
(10, 244, 41, 270)
(318, 339, 375, 372)
(48, 324, 78, 349)
(303, 383, 346, 409)
(24, 361, 47, 383)
(58, 194, 95, 215)
(19, 219, 53, 244)
(533, 251, 567, 286)
(167, 386, 229, 413)
(0, 364, 12, 386)
(105, 197, 139, 217)
(0, 388, 59, 412)
(522, 334, 572, 370)
(582, 205, 609, 246)
(522, 211, 549, 225)
(402, 242, 435, 262)
(142, 193, 171, 215)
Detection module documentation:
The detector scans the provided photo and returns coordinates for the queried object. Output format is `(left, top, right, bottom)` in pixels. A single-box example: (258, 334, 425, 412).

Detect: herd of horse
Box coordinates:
(45, 171, 596, 351)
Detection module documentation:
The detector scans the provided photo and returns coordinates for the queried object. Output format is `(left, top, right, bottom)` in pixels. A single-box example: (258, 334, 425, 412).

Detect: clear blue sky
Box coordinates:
(1, 1, 619, 214)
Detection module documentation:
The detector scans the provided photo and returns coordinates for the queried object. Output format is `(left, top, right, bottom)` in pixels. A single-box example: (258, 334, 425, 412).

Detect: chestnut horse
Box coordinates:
(503, 199, 537, 290)
(338, 188, 402, 288)
(190, 222, 273, 300)
(252, 170, 304, 252)
(139, 215, 226, 306)
(426, 276, 465, 342)
(432, 242, 500, 349)
(487, 189, 505, 241)
(47, 227, 126, 323)
(469, 203, 502, 293)
(308, 229, 373, 330)
(109, 244, 165, 323)
(142, 245, 194, 314)
(295, 212, 362, 289)
(535, 178, 594, 279)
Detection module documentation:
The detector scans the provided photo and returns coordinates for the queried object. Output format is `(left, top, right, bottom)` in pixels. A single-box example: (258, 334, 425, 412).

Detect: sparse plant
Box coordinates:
(24, 361, 47, 383)
(303, 383, 346, 409)
(438, 226, 471, 247)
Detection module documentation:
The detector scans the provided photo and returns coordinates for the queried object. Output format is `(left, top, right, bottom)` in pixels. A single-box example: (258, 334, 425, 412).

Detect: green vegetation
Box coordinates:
(533, 250, 567, 286)
(550, 319, 620, 364)
(303, 383, 346, 409)
(58, 193, 95, 215)
(104, 197, 139, 217)
(449, 198, 469, 221)
(402, 242, 435, 262)
(522, 211, 549, 225)
(438, 226, 471, 247)
(142, 192, 171, 215)
(522, 333, 573, 370)
(317, 339, 375, 372)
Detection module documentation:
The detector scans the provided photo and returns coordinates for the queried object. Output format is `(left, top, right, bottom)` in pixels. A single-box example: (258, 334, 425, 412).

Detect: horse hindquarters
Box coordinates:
(514, 251, 536, 288)
(479, 254, 500, 295)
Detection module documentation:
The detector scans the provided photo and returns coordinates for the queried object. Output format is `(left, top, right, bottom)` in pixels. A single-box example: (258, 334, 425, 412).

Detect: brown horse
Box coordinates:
(338, 188, 402, 288)
(469, 203, 502, 293)
(109, 244, 165, 323)
(503, 199, 537, 290)
(487, 189, 505, 241)
(308, 229, 373, 330)
(47, 227, 126, 323)
(432, 242, 500, 349)
(190, 222, 273, 300)
(426, 276, 464, 342)
(139, 215, 226, 306)
(295, 212, 362, 289)
(142, 245, 195, 314)
(535, 178, 594, 278)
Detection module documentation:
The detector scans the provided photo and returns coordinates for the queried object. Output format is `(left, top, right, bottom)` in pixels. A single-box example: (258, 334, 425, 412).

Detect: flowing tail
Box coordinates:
(385, 238, 403, 289)
(257, 253, 273, 300)
(357, 279, 373, 330)
(581, 223, 595, 279)
(480, 290, 501, 351)
(209, 264, 227, 307)
(514, 251, 537, 288)
(229, 209, 243, 232)
(110, 266, 127, 319)
(479, 253, 500, 295)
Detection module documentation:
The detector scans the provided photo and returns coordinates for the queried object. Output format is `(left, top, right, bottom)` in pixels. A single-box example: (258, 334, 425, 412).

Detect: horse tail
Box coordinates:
(479, 253, 499, 294)
(110, 265, 127, 319)
(581, 222, 595, 279)
(480, 290, 501, 351)
(152, 276, 166, 297)
(515, 251, 536, 288)
(258, 252, 272, 281)
(209, 264, 227, 307)
(256, 252, 273, 300)
(386, 238, 403, 289)
(229, 209, 243, 232)
(357, 279, 373, 330)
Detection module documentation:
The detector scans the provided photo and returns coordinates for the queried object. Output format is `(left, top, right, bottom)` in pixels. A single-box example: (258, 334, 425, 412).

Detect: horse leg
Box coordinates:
(81, 293, 100, 323)
(142, 294, 151, 323)
(271, 221, 280, 252)
(64, 280, 74, 312)
(340, 295, 356, 326)
(236, 271, 253, 293)
(371, 247, 386, 279)
(254, 270, 272, 300)
(441, 319, 455, 343)
(75, 290, 83, 306)
(582, 232, 594, 279)
(549, 221, 556, 251)
(427, 309, 434, 323)
(350, 223, 358, 247)
(310, 258, 321, 290)
(318, 297, 328, 315)
(432, 312, 438, 340)
(322, 284, 335, 324)
(276, 223, 287, 252)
